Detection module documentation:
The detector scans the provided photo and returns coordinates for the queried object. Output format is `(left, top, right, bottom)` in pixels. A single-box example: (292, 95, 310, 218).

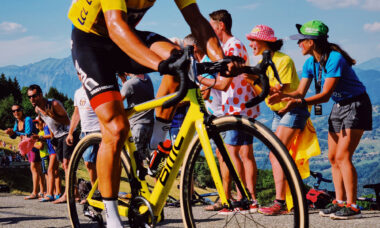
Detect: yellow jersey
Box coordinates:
(68, 0, 196, 36)
(265, 51, 300, 111)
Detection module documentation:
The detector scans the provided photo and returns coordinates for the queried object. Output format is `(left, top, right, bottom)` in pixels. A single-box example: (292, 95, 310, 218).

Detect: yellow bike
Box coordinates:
(67, 48, 308, 227)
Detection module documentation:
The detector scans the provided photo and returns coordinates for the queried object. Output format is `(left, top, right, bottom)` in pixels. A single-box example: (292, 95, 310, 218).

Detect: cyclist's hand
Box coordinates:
(158, 49, 185, 75)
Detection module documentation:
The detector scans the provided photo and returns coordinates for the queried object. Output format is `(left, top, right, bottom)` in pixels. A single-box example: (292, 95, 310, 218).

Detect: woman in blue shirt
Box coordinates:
(5, 104, 44, 200)
(269, 20, 372, 220)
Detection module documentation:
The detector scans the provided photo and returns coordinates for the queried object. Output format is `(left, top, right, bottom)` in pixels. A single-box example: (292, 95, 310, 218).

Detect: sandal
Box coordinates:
(24, 194, 38, 200)
(54, 194, 62, 200)
(204, 202, 223, 211)
(39, 195, 54, 202)
(38, 192, 44, 199)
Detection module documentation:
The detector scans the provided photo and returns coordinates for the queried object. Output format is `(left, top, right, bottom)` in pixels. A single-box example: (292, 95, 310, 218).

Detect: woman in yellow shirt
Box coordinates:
(246, 25, 310, 215)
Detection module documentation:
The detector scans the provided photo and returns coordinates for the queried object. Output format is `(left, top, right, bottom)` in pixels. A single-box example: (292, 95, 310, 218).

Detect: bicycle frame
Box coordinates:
(85, 86, 250, 220)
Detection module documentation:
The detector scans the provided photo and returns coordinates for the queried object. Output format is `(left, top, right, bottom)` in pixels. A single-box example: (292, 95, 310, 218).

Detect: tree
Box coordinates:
(0, 96, 15, 129)
(45, 87, 74, 116)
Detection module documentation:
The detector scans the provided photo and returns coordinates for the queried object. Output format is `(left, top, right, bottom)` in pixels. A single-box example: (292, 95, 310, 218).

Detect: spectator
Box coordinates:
(270, 20, 372, 219)
(245, 25, 311, 215)
(199, 9, 259, 214)
(5, 104, 43, 200)
(27, 84, 72, 204)
(118, 73, 154, 164)
(33, 118, 48, 199)
(33, 118, 60, 202)
(43, 125, 62, 201)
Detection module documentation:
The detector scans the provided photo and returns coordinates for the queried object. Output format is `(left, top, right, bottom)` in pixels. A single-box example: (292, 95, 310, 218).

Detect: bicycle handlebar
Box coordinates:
(162, 47, 282, 109)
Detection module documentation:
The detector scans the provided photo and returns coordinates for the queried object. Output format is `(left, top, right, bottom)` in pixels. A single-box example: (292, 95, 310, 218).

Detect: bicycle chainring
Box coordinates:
(128, 196, 155, 228)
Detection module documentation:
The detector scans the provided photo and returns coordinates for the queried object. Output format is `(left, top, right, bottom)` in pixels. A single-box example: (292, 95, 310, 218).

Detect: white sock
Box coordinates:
(103, 199, 123, 228)
(149, 118, 170, 150)
(336, 200, 344, 204)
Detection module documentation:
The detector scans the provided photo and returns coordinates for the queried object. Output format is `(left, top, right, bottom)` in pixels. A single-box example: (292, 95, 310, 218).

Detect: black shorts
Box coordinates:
(51, 134, 74, 162)
(328, 93, 372, 132)
(71, 27, 170, 109)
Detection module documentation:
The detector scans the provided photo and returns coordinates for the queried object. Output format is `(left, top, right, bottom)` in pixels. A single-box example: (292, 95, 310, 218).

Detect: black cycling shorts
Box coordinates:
(71, 27, 170, 109)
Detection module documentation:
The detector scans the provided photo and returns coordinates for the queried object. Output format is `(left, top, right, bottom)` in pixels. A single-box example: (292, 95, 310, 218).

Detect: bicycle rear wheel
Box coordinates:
(67, 133, 133, 227)
(180, 116, 308, 228)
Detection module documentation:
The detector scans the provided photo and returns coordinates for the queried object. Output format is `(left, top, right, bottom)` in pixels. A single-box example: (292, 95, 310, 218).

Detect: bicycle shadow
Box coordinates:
(0, 216, 66, 225)
(0, 206, 22, 209)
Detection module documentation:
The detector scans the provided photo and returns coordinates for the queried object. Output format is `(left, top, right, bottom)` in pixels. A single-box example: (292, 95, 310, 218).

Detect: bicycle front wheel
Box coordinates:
(180, 115, 308, 228)
(67, 133, 133, 227)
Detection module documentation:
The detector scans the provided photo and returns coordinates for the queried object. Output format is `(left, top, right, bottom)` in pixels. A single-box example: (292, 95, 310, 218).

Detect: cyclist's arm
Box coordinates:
(104, 10, 163, 71)
(180, 4, 224, 62)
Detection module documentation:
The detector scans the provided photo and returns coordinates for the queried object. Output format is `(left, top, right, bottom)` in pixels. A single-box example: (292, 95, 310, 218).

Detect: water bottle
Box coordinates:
(148, 139, 171, 177)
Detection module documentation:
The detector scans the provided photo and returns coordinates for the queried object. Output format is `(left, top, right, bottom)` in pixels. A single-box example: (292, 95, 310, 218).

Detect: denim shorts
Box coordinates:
(328, 93, 372, 133)
(224, 130, 253, 146)
(80, 131, 100, 163)
(271, 106, 310, 132)
(41, 156, 49, 174)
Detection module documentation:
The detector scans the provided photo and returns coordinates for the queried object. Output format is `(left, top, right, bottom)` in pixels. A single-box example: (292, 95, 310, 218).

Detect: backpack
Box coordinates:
(306, 188, 332, 209)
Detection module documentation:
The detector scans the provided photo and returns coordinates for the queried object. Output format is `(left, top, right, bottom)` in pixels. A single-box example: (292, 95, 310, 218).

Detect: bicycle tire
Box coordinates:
(67, 133, 133, 228)
(180, 115, 308, 228)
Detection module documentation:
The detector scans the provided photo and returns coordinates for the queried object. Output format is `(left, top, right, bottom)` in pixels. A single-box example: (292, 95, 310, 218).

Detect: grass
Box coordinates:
(0, 130, 20, 152)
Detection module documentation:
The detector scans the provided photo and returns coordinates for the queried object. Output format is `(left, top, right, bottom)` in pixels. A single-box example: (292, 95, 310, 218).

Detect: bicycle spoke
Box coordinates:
(180, 116, 308, 228)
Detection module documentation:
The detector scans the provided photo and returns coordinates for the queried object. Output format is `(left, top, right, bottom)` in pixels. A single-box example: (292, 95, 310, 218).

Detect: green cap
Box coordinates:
(290, 20, 329, 40)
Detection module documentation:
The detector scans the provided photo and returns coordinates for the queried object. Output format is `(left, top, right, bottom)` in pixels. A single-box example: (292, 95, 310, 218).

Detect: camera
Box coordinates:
(314, 104, 322, 115)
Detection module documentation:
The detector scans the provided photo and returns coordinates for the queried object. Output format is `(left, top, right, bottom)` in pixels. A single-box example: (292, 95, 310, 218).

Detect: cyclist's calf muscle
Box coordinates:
(95, 100, 129, 198)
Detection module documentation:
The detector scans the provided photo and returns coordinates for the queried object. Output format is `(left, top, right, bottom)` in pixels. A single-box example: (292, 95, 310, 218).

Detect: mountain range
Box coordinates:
(1, 56, 379, 196)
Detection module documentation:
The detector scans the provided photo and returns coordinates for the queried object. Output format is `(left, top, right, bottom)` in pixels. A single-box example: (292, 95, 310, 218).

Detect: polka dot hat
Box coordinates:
(246, 25, 277, 42)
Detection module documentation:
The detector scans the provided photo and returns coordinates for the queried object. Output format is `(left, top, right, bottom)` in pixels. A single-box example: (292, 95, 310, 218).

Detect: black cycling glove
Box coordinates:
(158, 49, 186, 76)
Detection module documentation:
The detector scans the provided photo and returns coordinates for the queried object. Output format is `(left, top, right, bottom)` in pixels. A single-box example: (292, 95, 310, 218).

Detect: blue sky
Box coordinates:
(0, 0, 379, 69)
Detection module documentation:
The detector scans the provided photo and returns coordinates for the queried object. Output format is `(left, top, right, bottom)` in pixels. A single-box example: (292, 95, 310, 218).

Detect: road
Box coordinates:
(1, 193, 380, 228)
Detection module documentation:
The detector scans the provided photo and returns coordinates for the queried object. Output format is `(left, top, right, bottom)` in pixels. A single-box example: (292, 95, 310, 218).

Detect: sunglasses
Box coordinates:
(28, 93, 40, 99)
(12, 108, 22, 113)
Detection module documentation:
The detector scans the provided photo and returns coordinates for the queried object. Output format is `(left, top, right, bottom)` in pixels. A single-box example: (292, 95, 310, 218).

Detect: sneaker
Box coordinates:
(319, 200, 344, 217)
(258, 200, 288, 216)
(249, 202, 259, 213)
(330, 204, 362, 220)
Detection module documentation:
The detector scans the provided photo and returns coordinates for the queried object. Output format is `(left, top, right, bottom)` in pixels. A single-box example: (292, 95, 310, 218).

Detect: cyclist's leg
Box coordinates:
(334, 129, 363, 205)
(117, 30, 180, 148)
(95, 100, 128, 227)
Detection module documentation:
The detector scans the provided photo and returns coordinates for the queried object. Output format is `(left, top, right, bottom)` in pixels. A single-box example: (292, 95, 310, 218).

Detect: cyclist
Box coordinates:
(68, 1, 241, 226)
(269, 20, 372, 219)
